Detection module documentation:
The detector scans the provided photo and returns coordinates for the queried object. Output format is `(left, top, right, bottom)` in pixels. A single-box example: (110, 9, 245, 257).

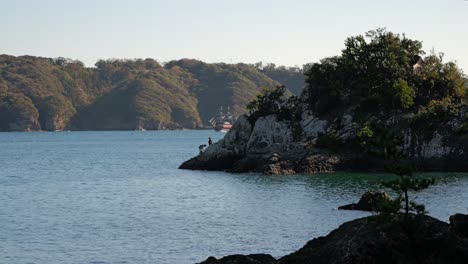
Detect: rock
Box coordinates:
(450, 214, 468, 238)
(198, 214, 468, 264)
(295, 154, 339, 174)
(338, 191, 392, 211)
(300, 110, 328, 138)
(278, 214, 468, 264)
(227, 156, 263, 173)
(179, 115, 252, 171)
(263, 161, 296, 175)
(246, 115, 293, 154)
(197, 254, 277, 264)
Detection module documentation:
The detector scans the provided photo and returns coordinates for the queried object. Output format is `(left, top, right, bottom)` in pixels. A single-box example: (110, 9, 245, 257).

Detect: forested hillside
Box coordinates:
(0, 55, 304, 131)
(254, 62, 306, 95)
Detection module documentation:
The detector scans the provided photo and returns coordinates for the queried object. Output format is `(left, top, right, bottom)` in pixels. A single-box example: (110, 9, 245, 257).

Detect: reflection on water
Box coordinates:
(0, 131, 467, 264)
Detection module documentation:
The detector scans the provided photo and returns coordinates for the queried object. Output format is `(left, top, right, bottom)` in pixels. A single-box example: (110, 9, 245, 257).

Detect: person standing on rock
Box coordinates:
(208, 137, 212, 145)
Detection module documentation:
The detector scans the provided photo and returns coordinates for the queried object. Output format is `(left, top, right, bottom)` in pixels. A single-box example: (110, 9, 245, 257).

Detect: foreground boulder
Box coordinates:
(450, 214, 468, 238)
(338, 191, 391, 211)
(197, 214, 468, 264)
(197, 254, 277, 264)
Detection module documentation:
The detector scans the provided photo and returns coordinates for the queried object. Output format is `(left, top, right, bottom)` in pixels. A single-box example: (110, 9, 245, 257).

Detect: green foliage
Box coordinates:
(379, 165, 435, 216)
(255, 62, 305, 95)
(357, 121, 403, 158)
(165, 59, 282, 123)
(246, 85, 290, 123)
(414, 53, 466, 106)
(375, 196, 403, 215)
(37, 95, 76, 130)
(304, 28, 466, 117)
(358, 119, 436, 217)
(246, 85, 303, 140)
(391, 79, 414, 109)
(355, 113, 436, 217)
(410, 98, 459, 130)
(0, 55, 291, 130)
(0, 80, 7, 98)
(0, 93, 39, 131)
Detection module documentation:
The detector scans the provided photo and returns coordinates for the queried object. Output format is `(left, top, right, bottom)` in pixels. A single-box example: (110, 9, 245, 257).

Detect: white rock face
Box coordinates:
(223, 115, 253, 150)
(336, 114, 358, 141)
(300, 110, 328, 138)
(418, 133, 451, 158)
(403, 131, 452, 159)
(203, 115, 252, 159)
(246, 115, 293, 154)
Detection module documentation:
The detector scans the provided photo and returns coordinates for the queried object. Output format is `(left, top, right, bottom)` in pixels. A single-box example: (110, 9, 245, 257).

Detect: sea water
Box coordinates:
(1, 131, 467, 264)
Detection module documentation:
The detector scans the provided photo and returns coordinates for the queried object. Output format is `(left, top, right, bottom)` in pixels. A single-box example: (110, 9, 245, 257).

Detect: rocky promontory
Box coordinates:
(180, 30, 468, 174)
(179, 99, 468, 174)
(197, 213, 468, 264)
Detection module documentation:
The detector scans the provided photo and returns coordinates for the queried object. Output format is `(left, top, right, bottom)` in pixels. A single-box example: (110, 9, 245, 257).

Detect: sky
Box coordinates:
(1, 0, 467, 71)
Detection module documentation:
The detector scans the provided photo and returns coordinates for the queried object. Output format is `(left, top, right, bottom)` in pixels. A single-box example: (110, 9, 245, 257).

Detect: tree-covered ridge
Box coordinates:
(0, 55, 303, 131)
(252, 62, 305, 95)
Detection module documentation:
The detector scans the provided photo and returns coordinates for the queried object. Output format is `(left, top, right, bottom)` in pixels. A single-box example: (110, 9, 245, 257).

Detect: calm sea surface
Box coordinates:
(1, 131, 467, 264)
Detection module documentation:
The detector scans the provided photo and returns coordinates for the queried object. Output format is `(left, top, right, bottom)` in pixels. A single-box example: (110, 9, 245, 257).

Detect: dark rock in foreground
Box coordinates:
(338, 191, 391, 211)
(450, 214, 468, 238)
(197, 214, 468, 264)
(197, 254, 277, 264)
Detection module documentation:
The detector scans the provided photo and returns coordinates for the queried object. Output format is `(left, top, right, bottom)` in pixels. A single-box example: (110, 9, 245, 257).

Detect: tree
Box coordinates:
(304, 28, 466, 117)
(246, 86, 289, 123)
(357, 120, 435, 216)
(381, 165, 435, 215)
(391, 79, 414, 109)
(0, 93, 40, 131)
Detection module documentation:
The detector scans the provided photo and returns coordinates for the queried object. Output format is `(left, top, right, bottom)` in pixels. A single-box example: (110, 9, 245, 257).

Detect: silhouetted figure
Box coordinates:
(208, 137, 212, 145)
(199, 144, 207, 155)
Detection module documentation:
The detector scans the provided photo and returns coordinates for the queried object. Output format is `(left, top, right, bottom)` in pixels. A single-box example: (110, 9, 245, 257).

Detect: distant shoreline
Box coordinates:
(0, 127, 218, 133)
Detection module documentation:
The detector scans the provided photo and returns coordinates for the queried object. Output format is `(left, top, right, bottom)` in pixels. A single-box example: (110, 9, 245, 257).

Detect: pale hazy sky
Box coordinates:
(1, 0, 467, 71)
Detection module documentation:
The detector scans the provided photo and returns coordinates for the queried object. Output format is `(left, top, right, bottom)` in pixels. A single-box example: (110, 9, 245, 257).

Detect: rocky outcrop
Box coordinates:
(196, 214, 468, 264)
(180, 94, 468, 174)
(299, 110, 327, 138)
(179, 115, 343, 174)
(338, 191, 392, 211)
(179, 115, 252, 171)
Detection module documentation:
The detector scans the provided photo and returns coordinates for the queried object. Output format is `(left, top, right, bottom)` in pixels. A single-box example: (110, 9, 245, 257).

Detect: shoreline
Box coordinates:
(0, 127, 219, 133)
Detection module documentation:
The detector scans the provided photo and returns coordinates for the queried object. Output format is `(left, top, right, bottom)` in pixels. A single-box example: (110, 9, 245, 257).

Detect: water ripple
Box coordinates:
(0, 131, 467, 264)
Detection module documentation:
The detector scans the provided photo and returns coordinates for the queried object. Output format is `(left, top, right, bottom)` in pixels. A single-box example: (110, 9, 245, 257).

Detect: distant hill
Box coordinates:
(0, 55, 305, 131)
(254, 62, 306, 95)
